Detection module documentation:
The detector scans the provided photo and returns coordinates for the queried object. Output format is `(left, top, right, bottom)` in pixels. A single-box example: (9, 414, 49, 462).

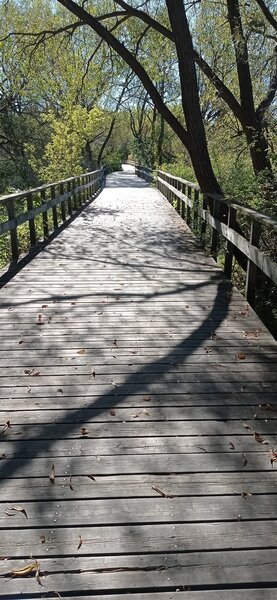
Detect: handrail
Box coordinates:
(0, 167, 106, 265)
(136, 165, 277, 318)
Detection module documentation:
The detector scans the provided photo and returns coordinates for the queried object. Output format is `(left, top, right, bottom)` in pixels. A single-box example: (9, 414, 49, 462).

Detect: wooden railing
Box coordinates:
(136, 166, 277, 320)
(0, 167, 105, 265)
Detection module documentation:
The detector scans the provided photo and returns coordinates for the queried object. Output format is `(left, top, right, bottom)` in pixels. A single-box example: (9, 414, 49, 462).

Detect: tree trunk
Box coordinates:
(166, 0, 222, 195)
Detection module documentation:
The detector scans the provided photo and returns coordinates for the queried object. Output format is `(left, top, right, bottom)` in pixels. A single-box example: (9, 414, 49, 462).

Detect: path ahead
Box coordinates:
(0, 171, 277, 599)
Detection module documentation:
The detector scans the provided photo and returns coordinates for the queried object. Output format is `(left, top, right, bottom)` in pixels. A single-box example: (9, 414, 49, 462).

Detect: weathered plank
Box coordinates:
(0, 170, 276, 599)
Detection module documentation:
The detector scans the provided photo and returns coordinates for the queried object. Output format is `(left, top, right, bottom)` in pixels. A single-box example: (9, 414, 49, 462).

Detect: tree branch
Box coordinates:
(256, 45, 277, 121)
(57, 0, 190, 147)
(254, 0, 277, 32)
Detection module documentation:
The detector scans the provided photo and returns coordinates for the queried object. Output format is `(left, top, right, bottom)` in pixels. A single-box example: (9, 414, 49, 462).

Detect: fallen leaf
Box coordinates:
(241, 491, 253, 499)
(69, 474, 74, 491)
(2, 420, 11, 434)
(241, 421, 252, 432)
(152, 485, 174, 499)
(11, 562, 39, 577)
(40, 536, 46, 544)
(87, 474, 97, 482)
(77, 349, 86, 354)
(49, 464, 55, 484)
(81, 427, 89, 436)
(57, 388, 63, 393)
(71, 302, 76, 305)
(18, 340, 24, 345)
(113, 339, 118, 347)
(253, 432, 267, 444)
(77, 535, 83, 550)
(41, 305, 48, 308)
(130, 351, 138, 354)
(236, 352, 246, 360)
(267, 448, 277, 467)
(229, 442, 235, 450)
(35, 564, 43, 586)
(111, 381, 118, 388)
(143, 396, 151, 401)
(0, 453, 6, 460)
(109, 410, 116, 416)
(242, 453, 248, 467)
(243, 329, 261, 339)
(91, 371, 96, 378)
(259, 403, 277, 413)
(210, 332, 218, 340)
(6, 505, 28, 519)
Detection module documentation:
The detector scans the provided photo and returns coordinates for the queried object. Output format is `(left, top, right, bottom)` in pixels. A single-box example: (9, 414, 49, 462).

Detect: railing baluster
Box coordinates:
(187, 186, 191, 227)
(7, 198, 19, 261)
(27, 193, 36, 246)
(51, 185, 58, 230)
(41, 189, 49, 240)
(224, 205, 236, 278)
(246, 219, 261, 305)
(210, 197, 220, 260)
(67, 180, 72, 216)
(59, 182, 66, 222)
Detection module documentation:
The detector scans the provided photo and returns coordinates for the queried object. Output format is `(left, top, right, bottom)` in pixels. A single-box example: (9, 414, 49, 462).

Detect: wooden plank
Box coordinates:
(0, 452, 274, 478)
(31, 593, 277, 600)
(1, 524, 277, 557)
(2, 434, 276, 458)
(1, 419, 277, 439)
(2, 494, 277, 528)
(1, 550, 277, 593)
(0, 472, 276, 500)
(1, 405, 277, 422)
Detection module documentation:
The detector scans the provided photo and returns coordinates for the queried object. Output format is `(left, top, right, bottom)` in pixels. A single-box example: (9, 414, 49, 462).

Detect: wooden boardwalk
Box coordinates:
(0, 168, 277, 599)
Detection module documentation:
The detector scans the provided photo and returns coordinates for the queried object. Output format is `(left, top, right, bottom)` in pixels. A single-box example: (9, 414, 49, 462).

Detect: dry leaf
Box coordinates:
(57, 388, 63, 393)
(69, 474, 74, 491)
(0, 453, 6, 460)
(259, 403, 277, 413)
(87, 474, 96, 482)
(229, 442, 235, 450)
(41, 305, 48, 308)
(111, 381, 118, 388)
(109, 410, 116, 416)
(210, 332, 218, 340)
(143, 396, 151, 401)
(11, 562, 39, 577)
(236, 352, 246, 360)
(81, 427, 89, 436)
(241, 421, 252, 432)
(91, 370, 96, 378)
(2, 420, 11, 434)
(113, 339, 118, 347)
(253, 432, 267, 444)
(18, 340, 24, 345)
(77, 349, 86, 354)
(40, 535, 46, 544)
(152, 485, 174, 499)
(71, 302, 76, 305)
(35, 564, 43, 586)
(241, 491, 253, 499)
(77, 535, 83, 550)
(267, 448, 277, 467)
(49, 464, 55, 484)
(7, 506, 28, 519)
(242, 453, 248, 467)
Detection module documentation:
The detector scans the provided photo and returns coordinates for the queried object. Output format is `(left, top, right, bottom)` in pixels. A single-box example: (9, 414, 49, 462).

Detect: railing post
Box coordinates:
(27, 192, 36, 246)
(67, 180, 72, 216)
(51, 185, 58, 230)
(59, 182, 66, 222)
(224, 205, 236, 278)
(187, 186, 192, 227)
(245, 219, 261, 306)
(41, 189, 49, 240)
(210, 197, 220, 260)
(193, 188, 199, 235)
(7, 198, 19, 261)
(72, 178, 77, 211)
(200, 194, 208, 242)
